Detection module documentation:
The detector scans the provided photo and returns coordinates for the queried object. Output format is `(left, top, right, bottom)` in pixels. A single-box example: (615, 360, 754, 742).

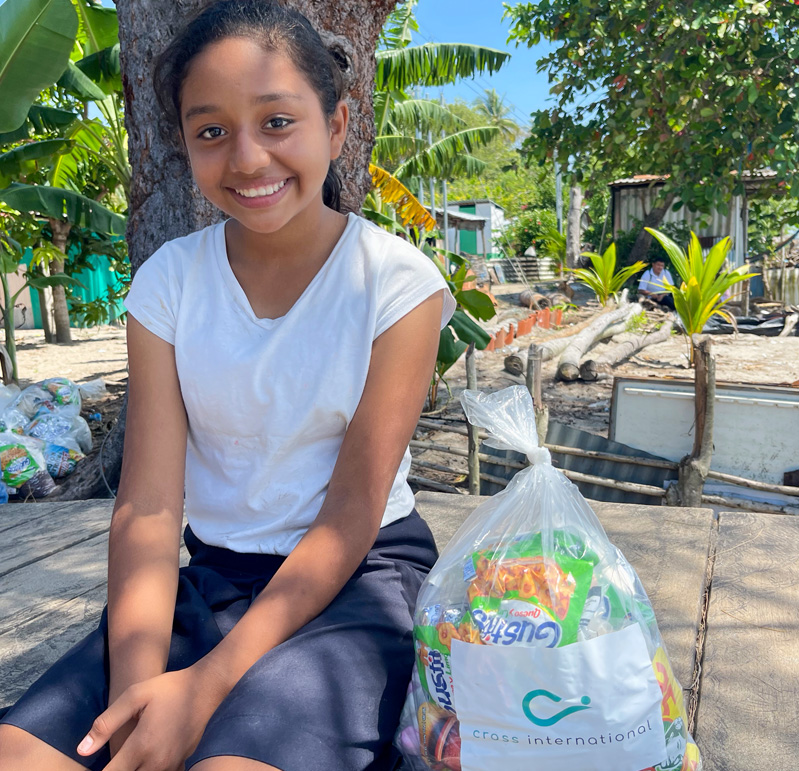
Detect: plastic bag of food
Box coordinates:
(0, 407, 30, 434)
(0, 432, 56, 497)
(397, 386, 701, 771)
(41, 377, 82, 415)
(9, 384, 55, 419)
(26, 413, 92, 454)
(43, 437, 85, 479)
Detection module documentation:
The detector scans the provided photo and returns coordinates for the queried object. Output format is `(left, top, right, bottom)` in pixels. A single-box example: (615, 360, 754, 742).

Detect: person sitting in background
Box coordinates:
(638, 258, 675, 310)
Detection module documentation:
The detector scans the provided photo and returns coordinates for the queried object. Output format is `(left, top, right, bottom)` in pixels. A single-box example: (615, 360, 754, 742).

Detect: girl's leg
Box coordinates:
(0, 725, 84, 770)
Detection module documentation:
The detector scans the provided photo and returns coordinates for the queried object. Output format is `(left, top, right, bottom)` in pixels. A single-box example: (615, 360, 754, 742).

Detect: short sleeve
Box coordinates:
(123, 244, 180, 345)
(637, 270, 649, 290)
(373, 238, 456, 339)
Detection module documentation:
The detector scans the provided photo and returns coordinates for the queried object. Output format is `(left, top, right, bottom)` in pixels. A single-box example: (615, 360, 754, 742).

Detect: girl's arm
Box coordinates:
(107, 317, 187, 702)
(80, 291, 444, 767)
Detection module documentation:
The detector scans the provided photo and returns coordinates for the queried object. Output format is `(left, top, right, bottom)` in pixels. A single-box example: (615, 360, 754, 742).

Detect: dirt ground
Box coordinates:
(8, 289, 799, 494)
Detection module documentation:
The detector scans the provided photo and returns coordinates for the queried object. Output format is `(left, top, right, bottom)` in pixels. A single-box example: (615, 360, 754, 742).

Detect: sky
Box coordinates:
(96, 0, 554, 129)
(413, 0, 554, 128)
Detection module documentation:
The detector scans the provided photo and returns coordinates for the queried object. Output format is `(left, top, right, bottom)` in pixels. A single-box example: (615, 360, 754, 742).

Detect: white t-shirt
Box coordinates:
(124, 213, 456, 554)
(638, 267, 674, 294)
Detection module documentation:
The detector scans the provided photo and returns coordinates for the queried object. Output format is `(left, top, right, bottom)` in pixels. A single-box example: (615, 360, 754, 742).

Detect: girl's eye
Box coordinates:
(266, 117, 292, 130)
(199, 127, 225, 139)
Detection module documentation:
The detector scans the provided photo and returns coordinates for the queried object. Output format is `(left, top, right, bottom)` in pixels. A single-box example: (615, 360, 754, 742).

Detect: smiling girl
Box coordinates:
(0, 2, 454, 770)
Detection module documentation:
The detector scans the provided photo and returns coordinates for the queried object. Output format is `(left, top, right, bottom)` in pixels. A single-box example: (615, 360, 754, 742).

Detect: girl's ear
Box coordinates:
(329, 100, 349, 161)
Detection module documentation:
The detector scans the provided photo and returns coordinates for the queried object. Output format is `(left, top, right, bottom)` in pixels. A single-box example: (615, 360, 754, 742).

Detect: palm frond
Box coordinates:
(387, 98, 464, 134)
(394, 126, 499, 179)
(375, 43, 510, 91)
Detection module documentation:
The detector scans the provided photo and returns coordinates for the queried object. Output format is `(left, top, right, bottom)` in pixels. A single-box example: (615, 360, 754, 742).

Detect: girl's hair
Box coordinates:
(154, 0, 345, 211)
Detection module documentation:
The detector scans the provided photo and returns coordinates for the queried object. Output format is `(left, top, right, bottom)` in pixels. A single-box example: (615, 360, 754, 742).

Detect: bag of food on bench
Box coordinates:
(396, 386, 701, 771)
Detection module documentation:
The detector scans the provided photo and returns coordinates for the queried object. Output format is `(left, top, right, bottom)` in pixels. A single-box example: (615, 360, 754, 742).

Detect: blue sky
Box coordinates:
(413, 0, 553, 128)
(97, 0, 553, 126)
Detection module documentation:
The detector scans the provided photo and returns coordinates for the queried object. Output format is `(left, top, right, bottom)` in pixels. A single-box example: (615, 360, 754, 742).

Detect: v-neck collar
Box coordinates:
(214, 212, 356, 327)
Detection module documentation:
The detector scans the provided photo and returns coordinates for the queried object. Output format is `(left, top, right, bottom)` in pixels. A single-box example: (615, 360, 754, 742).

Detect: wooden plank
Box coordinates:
(695, 512, 799, 771)
(415, 491, 714, 695)
(0, 586, 107, 705)
(0, 500, 111, 576)
(0, 500, 88, 535)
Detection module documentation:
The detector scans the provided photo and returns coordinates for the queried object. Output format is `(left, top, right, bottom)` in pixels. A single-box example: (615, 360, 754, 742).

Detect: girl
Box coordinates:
(0, 2, 454, 769)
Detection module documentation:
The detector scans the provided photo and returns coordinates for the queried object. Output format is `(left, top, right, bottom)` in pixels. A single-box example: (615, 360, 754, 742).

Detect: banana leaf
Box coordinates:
(0, 182, 126, 235)
(0, 104, 77, 145)
(0, 0, 78, 132)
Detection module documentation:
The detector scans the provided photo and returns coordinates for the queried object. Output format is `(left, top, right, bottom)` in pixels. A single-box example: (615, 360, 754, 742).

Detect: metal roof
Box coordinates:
(610, 169, 779, 189)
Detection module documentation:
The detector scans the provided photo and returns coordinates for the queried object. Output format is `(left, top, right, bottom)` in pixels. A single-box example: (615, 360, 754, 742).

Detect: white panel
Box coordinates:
(610, 379, 799, 484)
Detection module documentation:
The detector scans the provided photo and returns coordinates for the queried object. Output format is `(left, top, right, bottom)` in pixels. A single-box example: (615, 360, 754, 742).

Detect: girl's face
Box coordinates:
(180, 37, 348, 237)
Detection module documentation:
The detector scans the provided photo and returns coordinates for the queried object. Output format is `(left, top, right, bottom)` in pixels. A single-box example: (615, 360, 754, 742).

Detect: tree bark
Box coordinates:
(52, 0, 398, 499)
(628, 190, 676, 265)
(48, 219, 73, 344)
(565, 185, 582, 270)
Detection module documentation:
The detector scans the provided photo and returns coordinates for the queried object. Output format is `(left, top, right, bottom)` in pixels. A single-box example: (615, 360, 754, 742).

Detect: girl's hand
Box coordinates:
(77, 666, 227, 770)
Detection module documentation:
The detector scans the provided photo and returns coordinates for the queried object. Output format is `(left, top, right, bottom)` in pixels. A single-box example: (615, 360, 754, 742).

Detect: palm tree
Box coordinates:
(473, 88, 519, 142)
(368, 2, 509, 230)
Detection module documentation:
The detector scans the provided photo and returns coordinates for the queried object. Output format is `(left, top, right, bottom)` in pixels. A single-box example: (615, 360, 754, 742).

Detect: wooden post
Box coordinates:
(465, 343, 480, 495)
(526, 343, 549, 446)
(670, 336, 715, 507)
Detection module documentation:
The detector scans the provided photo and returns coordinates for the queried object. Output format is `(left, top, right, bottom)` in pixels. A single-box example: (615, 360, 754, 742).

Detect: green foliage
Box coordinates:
(646, 228, 757, 338)
(613, 220, 693, 274)
(503, 207, 557, 255)
(473, 88, 519, 142)
(571, 243, 647, 306)
(505, 0, 799, 212)
(0, 0, 78, 132)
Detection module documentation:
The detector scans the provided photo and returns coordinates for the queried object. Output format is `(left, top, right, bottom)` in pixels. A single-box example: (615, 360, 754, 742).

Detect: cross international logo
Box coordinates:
(522, 689, 592, 727)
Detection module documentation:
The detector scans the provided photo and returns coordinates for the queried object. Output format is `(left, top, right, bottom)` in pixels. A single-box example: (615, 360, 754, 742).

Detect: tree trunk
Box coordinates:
(579, 318, 674, 380)
(48, 218, 73, 344)
(557, 302, 642, 381)
(565, 185, 582, 270)
(628, 190, 676, 265)
(51, 0, 398, 500)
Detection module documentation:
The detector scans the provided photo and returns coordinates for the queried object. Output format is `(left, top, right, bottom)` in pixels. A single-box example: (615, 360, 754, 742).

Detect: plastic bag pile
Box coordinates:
(0, 378, 103, 498)
(397, 386, 702, 771)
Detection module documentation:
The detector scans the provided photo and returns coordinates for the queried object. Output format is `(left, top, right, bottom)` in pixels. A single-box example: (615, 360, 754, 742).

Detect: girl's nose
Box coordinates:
(230, 130, 269, 174)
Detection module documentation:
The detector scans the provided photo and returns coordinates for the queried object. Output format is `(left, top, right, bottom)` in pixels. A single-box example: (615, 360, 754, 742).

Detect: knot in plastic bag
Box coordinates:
(526, 446, 551, 466)
(461, 386, 549, 464)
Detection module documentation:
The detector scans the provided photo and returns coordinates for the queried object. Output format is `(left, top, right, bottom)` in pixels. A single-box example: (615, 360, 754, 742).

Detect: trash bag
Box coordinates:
(41, 377, 82, 415)
(397, 386, 701, 771)
(43, 437, 85, 479)
(0, 432, 56, 497)
(78, 377, 107, 401)
(26, 413, 92, 454)
(9, 384, 54, 419)
(0, 384, 20, 415)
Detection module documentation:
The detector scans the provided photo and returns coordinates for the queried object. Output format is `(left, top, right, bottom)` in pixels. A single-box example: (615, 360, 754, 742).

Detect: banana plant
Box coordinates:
(572, 243, 647, 306)
(423, 245, 495, 410)
(0, 214, 82, 381)
(646, 228, 757, 362)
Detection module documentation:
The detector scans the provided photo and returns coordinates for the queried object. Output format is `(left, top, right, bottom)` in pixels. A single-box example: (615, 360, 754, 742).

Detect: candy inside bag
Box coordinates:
(396, 387, 702, 771)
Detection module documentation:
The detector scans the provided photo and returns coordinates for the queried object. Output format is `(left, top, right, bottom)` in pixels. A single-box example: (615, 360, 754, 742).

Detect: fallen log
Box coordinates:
(519, 289, 550, 309)
(779, 312, 798, 337)
(504, 354, 525, 376)
(557, 303, 643, 381)
(579, 318, 674, 381)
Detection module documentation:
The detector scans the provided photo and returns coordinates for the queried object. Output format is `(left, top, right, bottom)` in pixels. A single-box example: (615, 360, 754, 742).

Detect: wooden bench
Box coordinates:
(2, 493, 797, 770)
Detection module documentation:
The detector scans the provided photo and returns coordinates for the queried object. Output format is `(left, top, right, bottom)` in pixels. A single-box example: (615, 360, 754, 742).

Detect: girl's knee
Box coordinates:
(192, 758, 283, 771)
(0, 724, 84, 770)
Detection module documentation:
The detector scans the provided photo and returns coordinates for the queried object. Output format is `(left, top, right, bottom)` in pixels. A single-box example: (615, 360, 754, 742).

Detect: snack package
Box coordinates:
(9, 384, 55, 419)
(0, 432, 56, 497)
(397, 386, 701, 771)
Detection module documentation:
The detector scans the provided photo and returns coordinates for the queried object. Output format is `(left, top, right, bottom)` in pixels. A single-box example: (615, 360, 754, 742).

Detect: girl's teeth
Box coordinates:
(236, 180, 286, 197)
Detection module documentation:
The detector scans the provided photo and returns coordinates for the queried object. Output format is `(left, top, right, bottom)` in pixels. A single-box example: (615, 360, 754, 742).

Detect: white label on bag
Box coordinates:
(451, 624, 666, 771)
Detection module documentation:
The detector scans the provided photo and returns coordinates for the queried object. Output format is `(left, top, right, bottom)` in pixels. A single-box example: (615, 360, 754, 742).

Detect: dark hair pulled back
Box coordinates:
(154, 0, 345, 211)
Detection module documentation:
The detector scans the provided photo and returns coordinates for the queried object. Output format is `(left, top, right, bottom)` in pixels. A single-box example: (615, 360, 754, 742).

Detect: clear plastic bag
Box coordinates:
(43, 437, 85, 479)
(26, 413, 92, 454)
(41, 377, 82, 415)
(78, 377, 107, 401)
(397, 386, 701, 771)
(0, 432, 56, 497)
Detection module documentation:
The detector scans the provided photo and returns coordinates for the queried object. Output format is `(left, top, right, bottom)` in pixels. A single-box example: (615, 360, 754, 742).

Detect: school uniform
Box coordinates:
(0, 213, 455, 770)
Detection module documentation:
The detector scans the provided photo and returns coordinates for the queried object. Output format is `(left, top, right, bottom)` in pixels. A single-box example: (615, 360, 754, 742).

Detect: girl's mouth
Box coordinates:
(229, 178, 291, 207)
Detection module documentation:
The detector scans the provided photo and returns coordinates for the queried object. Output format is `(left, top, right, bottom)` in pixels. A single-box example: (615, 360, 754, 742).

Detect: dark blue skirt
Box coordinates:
(0, 510, 437, 770)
